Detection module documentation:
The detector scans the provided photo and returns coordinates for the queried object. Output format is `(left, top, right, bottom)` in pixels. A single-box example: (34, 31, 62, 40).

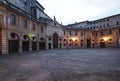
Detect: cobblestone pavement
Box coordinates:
(0, 48, 120, 81)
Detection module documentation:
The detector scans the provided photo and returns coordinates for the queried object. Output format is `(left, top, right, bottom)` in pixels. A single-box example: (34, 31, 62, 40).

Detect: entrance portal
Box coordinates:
(100, 42, 105, 48)
(87, 39, 91, 48)
(9, 40, 19, 53)
(39, 37, 46, 50)
(22, 41, 29, 51)
(53, 33, 58, 48)
(32, 42, 37, 51)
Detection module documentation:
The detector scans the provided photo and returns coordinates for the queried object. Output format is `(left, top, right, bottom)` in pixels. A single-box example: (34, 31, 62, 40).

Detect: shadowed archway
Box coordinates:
(9, 33, 19, 53)
(53, 33, 58, 48)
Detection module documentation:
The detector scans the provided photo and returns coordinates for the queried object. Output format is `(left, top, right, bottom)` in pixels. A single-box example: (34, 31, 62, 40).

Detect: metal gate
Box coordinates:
(100, 42, 105, 48)
(39, 42, 45, 50)
(53, 33, 58, 48)
(32, 42, 37, 51)
(87, 39, 91, 48)
(22, 41, 29, 52)
(9, 40, 19, 53)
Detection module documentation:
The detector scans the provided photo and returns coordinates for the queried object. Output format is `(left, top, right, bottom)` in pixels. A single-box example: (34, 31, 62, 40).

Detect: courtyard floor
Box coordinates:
(0, 48, 120, 81)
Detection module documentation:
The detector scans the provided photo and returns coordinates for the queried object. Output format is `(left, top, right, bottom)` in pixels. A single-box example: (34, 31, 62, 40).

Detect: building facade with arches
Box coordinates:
(0, 0, 120, 55)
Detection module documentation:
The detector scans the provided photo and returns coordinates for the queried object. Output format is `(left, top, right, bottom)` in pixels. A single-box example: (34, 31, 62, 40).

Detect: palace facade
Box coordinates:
(0, 0, 120, 54)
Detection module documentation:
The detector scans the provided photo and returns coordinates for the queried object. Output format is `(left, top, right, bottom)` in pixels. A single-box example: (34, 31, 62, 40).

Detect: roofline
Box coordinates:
(36, 0, 45, 10)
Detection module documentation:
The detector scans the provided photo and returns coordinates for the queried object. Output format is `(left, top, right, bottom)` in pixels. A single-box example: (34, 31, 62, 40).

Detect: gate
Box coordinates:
(53, 33, 58, 48)
(39, 42, 45, 50)
(100, 42, 105, 48)
(87, 39, 91, 48)
(32, 42, 37, 51)
(9, 40, 19, 53)
(22, 41, 29, 51)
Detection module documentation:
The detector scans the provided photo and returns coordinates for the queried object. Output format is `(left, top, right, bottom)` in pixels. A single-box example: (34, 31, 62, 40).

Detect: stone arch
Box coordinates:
(39, 37, 46, 50)
(8, 32, 20, 53)
(23, 35, 30, 41)
(32, 36, 37, 51)
(22, 35, 30, 52)
(53, 32, 58, 48)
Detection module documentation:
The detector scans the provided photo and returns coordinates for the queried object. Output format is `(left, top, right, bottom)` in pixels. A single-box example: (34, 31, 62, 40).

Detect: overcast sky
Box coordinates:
(38, 0, 120, 25)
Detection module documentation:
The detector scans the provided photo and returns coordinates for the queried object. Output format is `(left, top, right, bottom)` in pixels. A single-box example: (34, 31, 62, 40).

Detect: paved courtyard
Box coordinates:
(0, 49, 120, 81)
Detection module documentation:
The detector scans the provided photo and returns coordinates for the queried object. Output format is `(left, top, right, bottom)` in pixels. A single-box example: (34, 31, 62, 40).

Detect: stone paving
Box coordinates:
(0, 48, 120, 81)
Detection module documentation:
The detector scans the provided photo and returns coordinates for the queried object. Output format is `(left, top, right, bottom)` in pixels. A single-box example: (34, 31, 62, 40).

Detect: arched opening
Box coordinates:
(22, 35, 29, 52)
(100, 39, 105, 48)
(32, 36, 37, 51)
(39, 37, 46, 50)
(87, 39, 91, 48)
(9, 33, 19, 53)
(53, 33, 58, 48)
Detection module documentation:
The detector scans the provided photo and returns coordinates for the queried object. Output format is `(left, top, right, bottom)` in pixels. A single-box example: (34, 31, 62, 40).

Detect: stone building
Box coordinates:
(0, 0, 120, 55)
(64, 14, 120, 48)
(0, 0, 64, 54)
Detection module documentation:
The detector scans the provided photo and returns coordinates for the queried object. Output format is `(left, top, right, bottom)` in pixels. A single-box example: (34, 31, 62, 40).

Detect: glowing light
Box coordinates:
(72, 37, 77, 42)
(103, 37, 109, 41)
(28, 33, 35, 39)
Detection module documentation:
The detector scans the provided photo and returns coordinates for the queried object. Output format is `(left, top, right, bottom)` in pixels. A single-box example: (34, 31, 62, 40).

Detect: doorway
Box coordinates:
(53, 33, 58, 48)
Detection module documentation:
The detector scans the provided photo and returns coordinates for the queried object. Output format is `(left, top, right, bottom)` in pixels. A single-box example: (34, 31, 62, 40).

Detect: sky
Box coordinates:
(38, 0, 120, 25)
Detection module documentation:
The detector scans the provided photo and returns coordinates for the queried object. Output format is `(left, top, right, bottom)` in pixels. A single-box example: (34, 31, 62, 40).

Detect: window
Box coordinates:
(33, 9, 37, 18)
(59, 39, 62, 41)
(32, 24, 35, 31)
(64, 39, 66, 41)
(23, 19, 27, 28)
(64, 31, 66, 35)
(41, 26, 44, 33)
(116, 21, 119, 25)
(11, 14, 16, 25)
(75, 31, 77, 35)
(69, 31, 71, 35)
(103, 24, 105, 27)
(107, 23, 109, 26)
(100, 31, 103, 35)
(95, 32, 98, 36)
(109, 30, 112, 34)
(81, 32, 83, 36)
(49, 38, 51, 41)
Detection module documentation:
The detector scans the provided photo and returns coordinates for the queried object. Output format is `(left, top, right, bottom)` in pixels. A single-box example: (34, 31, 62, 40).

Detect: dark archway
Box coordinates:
(32, 36, 37, 51)
(116, 38, 120, 48)
(87, 39, 91, 48)
(100, 42, 105, 48)
(22, 35, 29, 52)
(39, 37, 46, 50)
(100, 39, 105, 48)
(9, 33, 19, 53)
(53, 33, 58, 48)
